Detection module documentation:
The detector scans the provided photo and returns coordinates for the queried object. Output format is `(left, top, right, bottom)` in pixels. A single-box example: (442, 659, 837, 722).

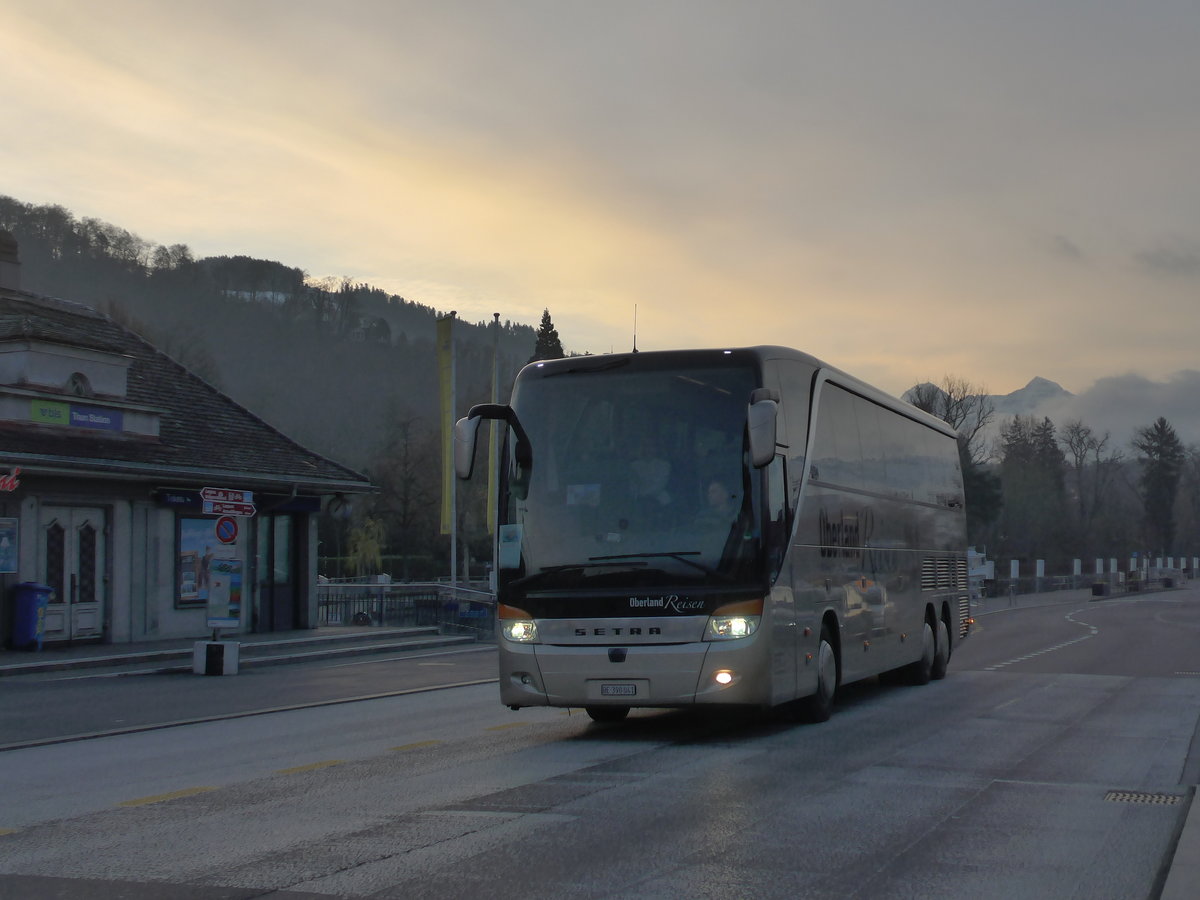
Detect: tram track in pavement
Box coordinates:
(0, 674, 500, 753)
(0, 644, 502, 753)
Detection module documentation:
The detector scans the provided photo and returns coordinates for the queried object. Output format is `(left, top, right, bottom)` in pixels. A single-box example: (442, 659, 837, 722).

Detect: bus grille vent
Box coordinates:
(921, 558, 964, 591)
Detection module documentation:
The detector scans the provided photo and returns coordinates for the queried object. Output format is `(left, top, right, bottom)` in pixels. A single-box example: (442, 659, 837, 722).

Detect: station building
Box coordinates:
(0, 232, 372, 646)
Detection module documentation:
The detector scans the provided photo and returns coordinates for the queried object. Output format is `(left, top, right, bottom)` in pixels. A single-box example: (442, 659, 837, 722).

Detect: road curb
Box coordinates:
(1161, 788, 1200, 900)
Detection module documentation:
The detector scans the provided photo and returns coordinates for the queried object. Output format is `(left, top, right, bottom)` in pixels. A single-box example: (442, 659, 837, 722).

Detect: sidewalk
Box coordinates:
(0, 625, 483, 678)
(976, 578, 1200, 900)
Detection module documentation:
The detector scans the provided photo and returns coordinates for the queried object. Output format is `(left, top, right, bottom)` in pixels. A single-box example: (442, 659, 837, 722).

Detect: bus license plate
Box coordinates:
(601, 683, 637, 697)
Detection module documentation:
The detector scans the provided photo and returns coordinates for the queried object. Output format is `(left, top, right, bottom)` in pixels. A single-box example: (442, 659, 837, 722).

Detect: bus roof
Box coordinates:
(520, 346, 958, 440)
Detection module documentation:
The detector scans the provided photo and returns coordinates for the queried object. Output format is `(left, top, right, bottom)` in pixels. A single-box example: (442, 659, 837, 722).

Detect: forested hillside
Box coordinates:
(0, 196, 537, 472)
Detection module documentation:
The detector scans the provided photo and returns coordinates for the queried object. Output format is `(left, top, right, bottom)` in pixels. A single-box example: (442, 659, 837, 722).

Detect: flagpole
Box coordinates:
(489, 313, 500, 590)
(437, 311, 457, 591)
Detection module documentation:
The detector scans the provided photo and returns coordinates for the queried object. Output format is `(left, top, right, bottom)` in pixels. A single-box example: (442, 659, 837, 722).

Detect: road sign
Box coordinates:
(204, 500, 257, 517)
(201, 487, 254, 504)
(215, 516, 239, 544)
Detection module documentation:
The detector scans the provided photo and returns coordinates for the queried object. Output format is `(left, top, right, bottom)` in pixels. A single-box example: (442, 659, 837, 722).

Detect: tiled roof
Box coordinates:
(0, 288, 372, 492)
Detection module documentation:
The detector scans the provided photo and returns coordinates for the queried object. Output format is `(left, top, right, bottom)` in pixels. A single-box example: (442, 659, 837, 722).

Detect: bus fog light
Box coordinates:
(714, 670, 734, 686)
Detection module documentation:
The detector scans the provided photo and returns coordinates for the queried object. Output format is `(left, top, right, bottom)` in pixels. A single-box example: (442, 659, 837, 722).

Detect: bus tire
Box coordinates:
(585, 706, 630, 723)
(906, 619, 936, 685)
(799, 624, 838, 723)
(931, 616, 951, 680)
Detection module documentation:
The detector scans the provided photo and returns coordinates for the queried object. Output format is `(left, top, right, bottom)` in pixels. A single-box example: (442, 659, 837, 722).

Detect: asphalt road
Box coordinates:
(2, 586, 1199, 899)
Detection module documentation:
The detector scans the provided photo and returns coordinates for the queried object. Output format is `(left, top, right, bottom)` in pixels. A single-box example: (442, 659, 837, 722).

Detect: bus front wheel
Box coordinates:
(585, 706, 630, 723)
(798, 625, 838, 723)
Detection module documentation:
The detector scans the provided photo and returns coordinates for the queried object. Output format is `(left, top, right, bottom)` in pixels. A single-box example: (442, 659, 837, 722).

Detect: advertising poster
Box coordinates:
(206, 557, 242, 628)
(177, 517, 240, 613)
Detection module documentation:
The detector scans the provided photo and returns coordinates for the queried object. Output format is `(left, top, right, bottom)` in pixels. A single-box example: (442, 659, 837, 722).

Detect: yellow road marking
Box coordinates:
(275, 760, 343, 774)
(118, 786, 216, 807)
(486, 722, 528, 731)
(390, 740, 442, 751)
(0, 828, 18, 835)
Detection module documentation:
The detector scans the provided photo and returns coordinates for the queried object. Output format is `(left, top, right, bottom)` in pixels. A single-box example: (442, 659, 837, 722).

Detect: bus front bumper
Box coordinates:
(498, 638, 771, 709)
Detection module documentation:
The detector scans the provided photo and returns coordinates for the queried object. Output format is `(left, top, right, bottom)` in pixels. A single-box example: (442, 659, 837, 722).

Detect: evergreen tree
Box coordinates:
(958, 436, 1001, 545)
(529, 308, 565, 362)
(1132, 417, 1186, 554)
(997, 416, 1068, 565)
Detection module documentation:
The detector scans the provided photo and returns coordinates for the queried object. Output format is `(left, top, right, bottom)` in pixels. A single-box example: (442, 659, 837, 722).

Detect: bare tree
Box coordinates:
(1060, 419, 1124, 556)
(907, 375, 995, 465)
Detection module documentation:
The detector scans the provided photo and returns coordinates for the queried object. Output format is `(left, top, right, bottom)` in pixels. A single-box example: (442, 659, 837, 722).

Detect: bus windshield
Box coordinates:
(500, 362, 763, 593)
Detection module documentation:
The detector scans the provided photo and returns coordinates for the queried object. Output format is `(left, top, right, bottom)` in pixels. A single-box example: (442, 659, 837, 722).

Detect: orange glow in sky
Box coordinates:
(2, 0, 1198, 401)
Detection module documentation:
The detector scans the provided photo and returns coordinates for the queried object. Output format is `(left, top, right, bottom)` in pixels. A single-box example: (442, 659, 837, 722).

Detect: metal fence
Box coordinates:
(987, 568, 1188, 599)
(316, 580, 495, 640)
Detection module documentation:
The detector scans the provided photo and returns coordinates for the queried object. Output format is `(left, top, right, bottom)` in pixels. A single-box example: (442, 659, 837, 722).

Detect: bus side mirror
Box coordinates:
(455, 403, 533, 482)
(454, 416, 481, 479)
(747, 398, 778, 468)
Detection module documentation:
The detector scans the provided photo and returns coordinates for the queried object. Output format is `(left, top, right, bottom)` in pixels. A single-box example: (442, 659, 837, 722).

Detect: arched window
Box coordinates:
(68, 372, 93, 397)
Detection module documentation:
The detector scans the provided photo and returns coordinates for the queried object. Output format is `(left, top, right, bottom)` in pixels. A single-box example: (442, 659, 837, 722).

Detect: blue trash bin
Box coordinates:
(11, 582, 54, 651)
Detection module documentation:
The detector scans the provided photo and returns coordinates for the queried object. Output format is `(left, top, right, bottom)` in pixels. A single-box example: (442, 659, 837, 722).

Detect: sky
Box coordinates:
(2, 0, 1198, 410)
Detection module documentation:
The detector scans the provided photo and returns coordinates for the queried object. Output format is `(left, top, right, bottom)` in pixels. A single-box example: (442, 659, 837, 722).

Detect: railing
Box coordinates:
(986, 568, 1187, 599)
(316, 580, 495, 640)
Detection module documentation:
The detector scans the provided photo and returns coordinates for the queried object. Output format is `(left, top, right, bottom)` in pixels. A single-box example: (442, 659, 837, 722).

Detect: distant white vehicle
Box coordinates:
(457, 346, 970, 722)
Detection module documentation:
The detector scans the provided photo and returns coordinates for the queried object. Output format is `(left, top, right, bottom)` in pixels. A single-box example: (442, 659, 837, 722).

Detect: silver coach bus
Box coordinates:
(455, 346, 970, 722)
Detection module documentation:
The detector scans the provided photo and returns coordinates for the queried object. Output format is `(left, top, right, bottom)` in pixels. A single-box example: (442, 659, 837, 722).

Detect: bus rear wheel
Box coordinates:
(906, 619, 936, 685)
(585, 706, 630, 723)
(931, 616, 951, 680)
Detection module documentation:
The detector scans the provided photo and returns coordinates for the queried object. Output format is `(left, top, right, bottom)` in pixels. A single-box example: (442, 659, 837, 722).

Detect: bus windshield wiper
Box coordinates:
(508, 560, 647, 589)
(588, 551, 726, 579)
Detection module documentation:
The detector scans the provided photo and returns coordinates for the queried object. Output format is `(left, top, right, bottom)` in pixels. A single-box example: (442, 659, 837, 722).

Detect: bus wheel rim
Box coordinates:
(817, 640, 836, 700)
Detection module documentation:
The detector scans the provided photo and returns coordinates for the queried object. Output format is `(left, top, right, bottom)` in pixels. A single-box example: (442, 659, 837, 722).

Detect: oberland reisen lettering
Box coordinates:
(627, 595, 706, 613)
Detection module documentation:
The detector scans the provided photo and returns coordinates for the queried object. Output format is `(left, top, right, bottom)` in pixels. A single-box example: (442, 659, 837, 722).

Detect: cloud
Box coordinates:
(1047, 235, 1085, 262)
(1135, 240, 1200, 280)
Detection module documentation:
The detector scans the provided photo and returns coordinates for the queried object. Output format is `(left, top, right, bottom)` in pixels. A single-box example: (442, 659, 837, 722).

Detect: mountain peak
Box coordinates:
(1024, 376, 1066, 393)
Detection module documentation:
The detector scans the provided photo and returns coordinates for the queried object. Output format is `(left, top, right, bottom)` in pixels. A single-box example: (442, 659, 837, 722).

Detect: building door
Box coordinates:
(40, 506, 107, 642)
(256, 514, 297, 631)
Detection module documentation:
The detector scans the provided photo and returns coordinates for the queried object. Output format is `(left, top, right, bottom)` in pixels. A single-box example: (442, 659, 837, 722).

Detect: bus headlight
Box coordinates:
(499, 604, 540, 643)
(703, 599, 764, 641)
(502, 619, 539, 642)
